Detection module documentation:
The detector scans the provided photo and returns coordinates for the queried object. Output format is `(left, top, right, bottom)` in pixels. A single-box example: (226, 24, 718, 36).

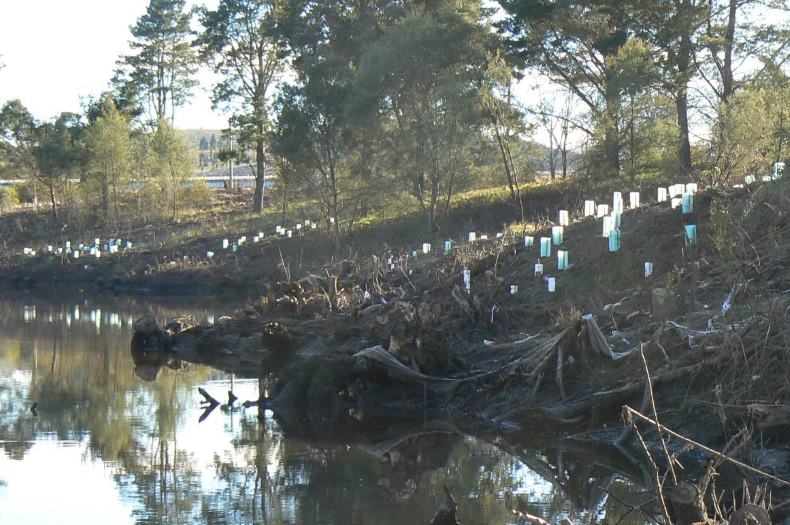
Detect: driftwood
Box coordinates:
(354, 329, 570, 397)
(625, 407, 790, 488)
(581, 314, 637, 360)
(354, 345, 461, 396)
(354, 314, 632, 402)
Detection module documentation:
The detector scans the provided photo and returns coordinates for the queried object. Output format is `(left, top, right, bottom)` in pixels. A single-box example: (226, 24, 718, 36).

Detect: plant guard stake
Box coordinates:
(612, 192, 623, 213)
(540, 237, 552, 257)
(608, 229, 621, 252)
(602, 216, 614, 238)
(557, 250, 569, 270)
(684, 225, 697, 246)
(681, 193, 694, 214)
(551, 226, 564, 245)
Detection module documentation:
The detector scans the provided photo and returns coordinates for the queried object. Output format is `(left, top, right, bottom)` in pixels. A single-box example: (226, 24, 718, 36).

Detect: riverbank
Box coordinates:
(5, 175, 789, 520)
(0, 180, 630, 295)
(128, 177, 789, 521)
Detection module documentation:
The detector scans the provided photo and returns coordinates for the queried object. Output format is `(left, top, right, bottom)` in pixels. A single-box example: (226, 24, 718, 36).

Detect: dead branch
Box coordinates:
(198, 387, 219, 406)
(624, 407, 790, 487)
(639, 344, 678, 486)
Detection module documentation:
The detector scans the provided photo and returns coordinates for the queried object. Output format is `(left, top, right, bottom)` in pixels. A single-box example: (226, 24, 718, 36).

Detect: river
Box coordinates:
(0, 292, 654, 524)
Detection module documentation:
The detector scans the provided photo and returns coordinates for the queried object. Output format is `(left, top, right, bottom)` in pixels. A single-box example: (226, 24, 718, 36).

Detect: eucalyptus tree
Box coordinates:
(198, 0, 285, 213)
(84, 98, 134, 222)
(269, 0, 391, 249)
(498, 0, 633, 178)
(114, 0, 198, 124)
(481, 51, 529, 218)
(0, 100, 40, 187)
(148, 119, 192, 220)
(34, 113, 85, 220)
(354, 0, 490, 232)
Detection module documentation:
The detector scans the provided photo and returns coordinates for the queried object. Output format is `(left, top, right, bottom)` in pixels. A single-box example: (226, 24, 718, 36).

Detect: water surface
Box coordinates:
(0, 293, 652, 524)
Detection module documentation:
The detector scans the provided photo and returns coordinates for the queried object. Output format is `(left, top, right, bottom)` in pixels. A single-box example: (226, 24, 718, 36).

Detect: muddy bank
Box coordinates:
(0, 180, 612, 296)
(132, 182, 790, 521)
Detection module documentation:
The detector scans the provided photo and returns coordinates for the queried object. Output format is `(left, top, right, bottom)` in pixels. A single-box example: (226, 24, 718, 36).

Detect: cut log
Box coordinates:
(669, 483, 706, 525)
(729, 503, 771, 525)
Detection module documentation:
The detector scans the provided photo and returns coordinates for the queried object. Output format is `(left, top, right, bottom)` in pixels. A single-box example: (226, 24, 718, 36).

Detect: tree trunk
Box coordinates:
(721, 0, 736, 103)
(603, 124, 620, 178)
(171, 168, 178, 221)
(493, 125, 523, 219)
(603, 89, 621, 178)
(330, 165, 341, 254)
(428, 171, 440, 233)
(48, 185, 58, 221)
(676, 86, 693, 177)
(101, 174, 110, 220)
(253, 132, 265, 213)
(676, 5, 694, 177)
(281, 183, 288, 224)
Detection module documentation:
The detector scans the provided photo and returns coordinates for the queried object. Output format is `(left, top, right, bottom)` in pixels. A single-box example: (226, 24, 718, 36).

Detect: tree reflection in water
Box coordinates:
(0, 294, 656, 524)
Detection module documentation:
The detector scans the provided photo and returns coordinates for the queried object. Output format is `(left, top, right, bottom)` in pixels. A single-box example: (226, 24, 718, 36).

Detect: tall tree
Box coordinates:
(148, 119, 192, 220)
(498, 0, 631, 178)
(198, 0, 284, 213)
(355, 1, 489, 232)
(481, 51, 528, 218)
(0, 101, 43, 209)
(631, 0, 707, 177)
(114, 0, 198, 124)
(270, 0, 390, 249)
(34, 113, 85, 220)
(84, 98, 134, 222)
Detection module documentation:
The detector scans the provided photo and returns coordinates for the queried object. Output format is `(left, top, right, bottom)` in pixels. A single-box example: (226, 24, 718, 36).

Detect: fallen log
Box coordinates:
(354, 345, 461, 396)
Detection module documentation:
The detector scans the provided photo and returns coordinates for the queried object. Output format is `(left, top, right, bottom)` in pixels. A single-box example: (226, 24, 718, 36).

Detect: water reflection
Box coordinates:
(0, 293, 654, 524)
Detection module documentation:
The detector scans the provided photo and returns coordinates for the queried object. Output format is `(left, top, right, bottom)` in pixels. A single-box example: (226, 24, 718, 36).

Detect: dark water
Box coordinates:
(0, 293, 654, 525)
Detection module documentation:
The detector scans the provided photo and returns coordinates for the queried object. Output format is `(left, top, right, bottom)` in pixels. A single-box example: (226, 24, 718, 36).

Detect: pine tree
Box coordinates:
(115, 0, 198, 124)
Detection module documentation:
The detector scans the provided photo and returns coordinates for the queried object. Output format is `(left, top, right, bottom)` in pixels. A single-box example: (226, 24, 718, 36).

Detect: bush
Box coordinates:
(12, 181, 36, 204)
(0, 186, 20, 210)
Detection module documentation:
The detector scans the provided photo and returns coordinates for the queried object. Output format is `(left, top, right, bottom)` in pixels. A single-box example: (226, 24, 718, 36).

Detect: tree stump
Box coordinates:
(730, 504, 771, 525)
(669, 483, 707, 525)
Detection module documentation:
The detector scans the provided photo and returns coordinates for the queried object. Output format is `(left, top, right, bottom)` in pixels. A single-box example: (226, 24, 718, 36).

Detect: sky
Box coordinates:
(0, 0, 573, 146)
(0, 0, 225, 130)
